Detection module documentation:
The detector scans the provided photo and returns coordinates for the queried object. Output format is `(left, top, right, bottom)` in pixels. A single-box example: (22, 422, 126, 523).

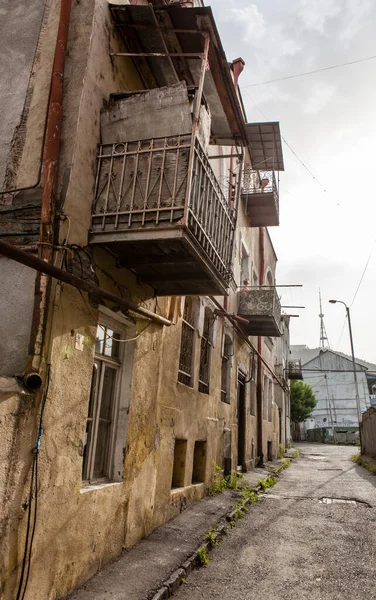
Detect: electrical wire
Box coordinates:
(243, 53, 376, 88)
(16, 365, 50, 600)
(78, 289, 151, 343)
(336, 238, 376, 349)
(350, 238, 376, 308)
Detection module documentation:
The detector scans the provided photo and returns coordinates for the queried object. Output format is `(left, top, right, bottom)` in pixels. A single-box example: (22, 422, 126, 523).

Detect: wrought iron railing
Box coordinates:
(237, 287, 281, 330)
(242, 169, 279, 208)
(92, 135, 236, 282)
(287, 360, 303, 379)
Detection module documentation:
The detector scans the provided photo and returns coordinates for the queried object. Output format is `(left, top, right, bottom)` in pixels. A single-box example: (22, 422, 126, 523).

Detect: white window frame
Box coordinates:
(82, 309, 133, 486)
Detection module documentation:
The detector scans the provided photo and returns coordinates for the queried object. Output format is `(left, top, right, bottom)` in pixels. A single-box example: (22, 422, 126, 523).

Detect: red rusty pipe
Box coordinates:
(256, 227, 265, 463)
(28, 0, 72, 372)
(40, 0, 72, 262)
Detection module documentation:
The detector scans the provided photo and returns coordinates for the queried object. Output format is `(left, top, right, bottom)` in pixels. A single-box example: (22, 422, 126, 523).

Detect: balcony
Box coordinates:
(241, 170, 279, 227)
(237, 288, 281, 337)
(90, 135, 236, 296)
(287, 360, 303, 380)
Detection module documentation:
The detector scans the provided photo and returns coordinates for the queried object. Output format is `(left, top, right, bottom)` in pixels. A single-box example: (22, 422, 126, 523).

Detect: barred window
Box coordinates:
(221, 334, 233, 403)
(250, 356, 257, 416)
(263, 375, 269, 420)
(268, 381, 273, 422)
(199, 308, 213, 394)
(178, 299, 195, 387)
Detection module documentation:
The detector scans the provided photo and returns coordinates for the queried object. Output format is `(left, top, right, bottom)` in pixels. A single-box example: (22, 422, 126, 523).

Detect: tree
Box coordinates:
(290, 380, 316, 424)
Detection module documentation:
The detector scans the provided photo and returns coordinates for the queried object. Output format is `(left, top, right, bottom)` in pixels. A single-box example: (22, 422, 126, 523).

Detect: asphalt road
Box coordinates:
(173, 444, 376, 600)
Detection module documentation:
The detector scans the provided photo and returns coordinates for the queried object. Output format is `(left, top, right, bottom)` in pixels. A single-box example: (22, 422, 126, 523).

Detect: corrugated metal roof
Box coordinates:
(245, 122, 284, 171)
(109, 3, 248, 146)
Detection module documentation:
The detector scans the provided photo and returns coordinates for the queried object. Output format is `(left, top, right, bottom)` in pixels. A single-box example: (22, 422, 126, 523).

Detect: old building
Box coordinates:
(0, 1, 290, 598)
(291, 348, 370, 437)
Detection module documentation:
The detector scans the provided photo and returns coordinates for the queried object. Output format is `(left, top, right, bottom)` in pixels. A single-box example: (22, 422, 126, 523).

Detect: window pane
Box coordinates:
(95, 325, 105, 354)
(82, 363, 99, 480)
(104, 328, 113, 357)
(93, 421, 111, 479)
(92, 366, 117, 479)
(82, 420, 93, 479)
(104, 328, 121, 358)
(100, 367, 116, 420)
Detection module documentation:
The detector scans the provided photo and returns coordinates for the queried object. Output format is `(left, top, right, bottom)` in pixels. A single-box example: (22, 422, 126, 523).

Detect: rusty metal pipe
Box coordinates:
(257, 227, 265, 463)
(0, 240, 172, 327)
(27, 0, 73, 374)
(40, 0, 72, 263)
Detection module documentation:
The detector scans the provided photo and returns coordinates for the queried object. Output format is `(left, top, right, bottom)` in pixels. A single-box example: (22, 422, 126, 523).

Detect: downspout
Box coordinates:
(257, 226, 265, 464)
(27, 0, 73, 383)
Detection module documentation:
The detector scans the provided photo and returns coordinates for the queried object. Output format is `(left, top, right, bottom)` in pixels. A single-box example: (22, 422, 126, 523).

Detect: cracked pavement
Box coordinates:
(173, 444, 376, 600)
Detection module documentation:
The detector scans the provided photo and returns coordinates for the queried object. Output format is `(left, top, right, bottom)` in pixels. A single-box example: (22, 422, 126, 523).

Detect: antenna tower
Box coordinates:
(319, 290, 330, 350)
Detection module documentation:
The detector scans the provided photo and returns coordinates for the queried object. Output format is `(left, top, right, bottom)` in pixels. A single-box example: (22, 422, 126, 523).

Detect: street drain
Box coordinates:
(317, 468, 342, 471)
(306, 455, 326, 460)
(319, 497, 370, 506)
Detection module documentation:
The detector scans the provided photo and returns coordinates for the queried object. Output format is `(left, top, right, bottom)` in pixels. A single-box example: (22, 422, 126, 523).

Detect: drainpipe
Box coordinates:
(257, 227, 265, 464)
(228, 58, 245, 208)
(27, 0, 73, 384)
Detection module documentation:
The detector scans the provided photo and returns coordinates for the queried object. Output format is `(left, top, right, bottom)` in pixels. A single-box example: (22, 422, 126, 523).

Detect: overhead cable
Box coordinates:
(243, 54, 376, 88)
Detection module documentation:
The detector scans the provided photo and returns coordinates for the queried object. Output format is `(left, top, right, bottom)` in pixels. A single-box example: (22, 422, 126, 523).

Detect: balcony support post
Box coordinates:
(184, 32, 210, 223)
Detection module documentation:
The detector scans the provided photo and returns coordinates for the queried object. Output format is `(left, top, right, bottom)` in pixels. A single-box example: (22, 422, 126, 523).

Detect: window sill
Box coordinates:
(171, 482, 204, 496)
(80, 481, 123, 494)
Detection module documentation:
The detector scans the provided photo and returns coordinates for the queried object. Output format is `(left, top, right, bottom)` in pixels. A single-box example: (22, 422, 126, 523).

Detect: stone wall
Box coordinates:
(361, 407, 376, 458)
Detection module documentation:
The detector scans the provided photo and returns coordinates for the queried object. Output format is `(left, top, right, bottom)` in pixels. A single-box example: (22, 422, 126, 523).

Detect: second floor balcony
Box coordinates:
(241, 169, 279, 227)
(287, 360, 303, 380)
(237, 287, 282, 337)
(90, 134, 236, 296)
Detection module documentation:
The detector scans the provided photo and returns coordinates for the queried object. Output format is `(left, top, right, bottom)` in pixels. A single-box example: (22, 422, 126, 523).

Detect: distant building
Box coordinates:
(291, 348, 369, 429)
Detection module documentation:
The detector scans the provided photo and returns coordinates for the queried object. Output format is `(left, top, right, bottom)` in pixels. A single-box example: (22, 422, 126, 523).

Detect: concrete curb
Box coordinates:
(149, 457, 296, 600)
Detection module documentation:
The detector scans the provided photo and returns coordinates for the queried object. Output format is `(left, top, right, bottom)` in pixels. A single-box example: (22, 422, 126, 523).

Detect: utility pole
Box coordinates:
(329, 300, 362, 447)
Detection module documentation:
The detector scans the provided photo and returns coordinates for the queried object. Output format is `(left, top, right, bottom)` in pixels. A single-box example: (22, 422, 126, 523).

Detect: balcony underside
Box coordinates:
(242, 191, 279, 227)
(288, 371, 303, 380)
(90, 227, 229, 296)
(239, 316, 281, 338)
(237, 288, 281, 337)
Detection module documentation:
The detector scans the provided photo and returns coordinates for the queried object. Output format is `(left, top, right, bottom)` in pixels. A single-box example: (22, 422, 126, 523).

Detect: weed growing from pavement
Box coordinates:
(272, 458, 291, 475)
(209, 464, 244, 494)
(292, 449, 300, 458)
(258, 475, 277, 491)
(197, 546, 210, 566)
(278, 444, 286, 459)
(351, 452, 376, 475)
(205, 528, 219, 548)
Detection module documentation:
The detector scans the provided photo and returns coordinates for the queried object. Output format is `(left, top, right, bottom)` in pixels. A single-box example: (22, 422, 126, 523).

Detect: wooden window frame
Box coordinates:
(82, 312, 127, 486)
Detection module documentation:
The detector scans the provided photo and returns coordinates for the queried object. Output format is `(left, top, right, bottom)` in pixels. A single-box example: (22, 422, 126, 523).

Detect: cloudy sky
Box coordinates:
(210, 0, 376, 363)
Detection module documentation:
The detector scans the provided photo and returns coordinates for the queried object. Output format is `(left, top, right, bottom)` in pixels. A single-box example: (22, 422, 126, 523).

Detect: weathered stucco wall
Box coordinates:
(0, 258, 36, 375)
(0, 0, 45, 189)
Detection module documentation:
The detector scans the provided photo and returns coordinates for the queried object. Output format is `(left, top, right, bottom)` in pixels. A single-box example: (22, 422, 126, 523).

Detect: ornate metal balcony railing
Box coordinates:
(237, 287, 282, 337)
(91, 134, 236, 286)
(241, 169, 279, 227)
(287, 360, 303, 380)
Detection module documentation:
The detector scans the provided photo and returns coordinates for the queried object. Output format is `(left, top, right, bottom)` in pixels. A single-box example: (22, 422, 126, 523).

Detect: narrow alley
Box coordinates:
(172, 444, 376, 600)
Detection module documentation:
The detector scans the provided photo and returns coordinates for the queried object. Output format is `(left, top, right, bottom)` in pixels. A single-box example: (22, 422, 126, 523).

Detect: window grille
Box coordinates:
(199, 309, 212, 394)
(178, 299, 195, 387)
(221, 335, 232, 403)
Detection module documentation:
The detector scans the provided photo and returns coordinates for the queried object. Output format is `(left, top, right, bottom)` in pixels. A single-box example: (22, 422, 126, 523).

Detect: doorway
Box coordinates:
(237, 372, 246, 470)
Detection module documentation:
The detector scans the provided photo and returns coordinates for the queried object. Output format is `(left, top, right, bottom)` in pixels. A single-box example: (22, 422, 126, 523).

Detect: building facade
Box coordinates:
(0, 1, 291, 598)
(297, 350, 369, 432)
